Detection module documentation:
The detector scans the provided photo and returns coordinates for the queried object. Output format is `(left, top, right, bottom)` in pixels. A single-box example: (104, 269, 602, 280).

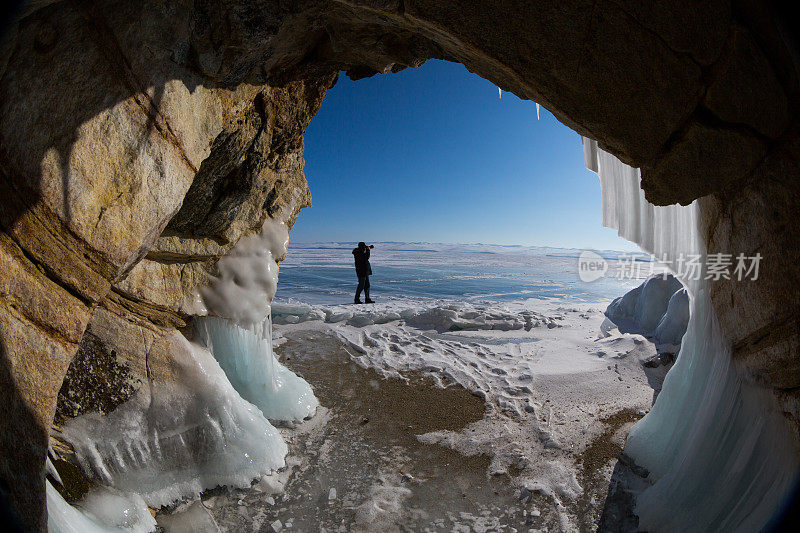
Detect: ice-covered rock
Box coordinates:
(653, 288, 690, 348)
(61, 332, 287, 507)
(585, 138, 799, 532)
(605, 274, 688, 352)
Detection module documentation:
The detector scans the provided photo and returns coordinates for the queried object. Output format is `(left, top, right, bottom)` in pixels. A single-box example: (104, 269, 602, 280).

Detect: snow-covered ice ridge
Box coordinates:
(273, 298, 566, 331)
(585, 138, 799, 531)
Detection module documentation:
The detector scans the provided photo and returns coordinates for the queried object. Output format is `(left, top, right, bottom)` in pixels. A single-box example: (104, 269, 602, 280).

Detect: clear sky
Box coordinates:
(293, 59, 637, 252)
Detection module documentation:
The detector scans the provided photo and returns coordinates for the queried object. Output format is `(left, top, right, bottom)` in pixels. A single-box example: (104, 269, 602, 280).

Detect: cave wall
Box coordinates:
(0, 0, 798, 529)
(701, 131, 800, 434)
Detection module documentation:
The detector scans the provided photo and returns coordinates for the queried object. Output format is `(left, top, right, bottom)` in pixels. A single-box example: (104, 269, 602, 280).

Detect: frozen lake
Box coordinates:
(276, 241, 647, 305)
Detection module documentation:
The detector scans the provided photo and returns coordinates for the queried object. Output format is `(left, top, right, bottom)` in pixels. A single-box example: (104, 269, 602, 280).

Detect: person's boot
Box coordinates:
(365, 298, 375, 303)
(354, 298, 363, 304)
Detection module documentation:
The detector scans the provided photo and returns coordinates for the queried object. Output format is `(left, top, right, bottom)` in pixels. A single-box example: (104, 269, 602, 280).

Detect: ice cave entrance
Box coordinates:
(296, 60, 637, 255)
(282, 59, 799, 531)
(51, 60, 799, 532)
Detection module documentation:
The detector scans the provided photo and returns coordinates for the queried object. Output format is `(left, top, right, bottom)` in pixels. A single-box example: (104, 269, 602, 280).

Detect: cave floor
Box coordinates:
(173, 329, 651, 532)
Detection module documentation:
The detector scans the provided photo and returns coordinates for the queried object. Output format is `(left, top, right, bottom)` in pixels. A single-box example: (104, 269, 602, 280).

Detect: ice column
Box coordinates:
(197, 315, 318, 423)
(57, 214, 313, 515)
(195, 215, 318, 423)
(584, 138, 799, 531)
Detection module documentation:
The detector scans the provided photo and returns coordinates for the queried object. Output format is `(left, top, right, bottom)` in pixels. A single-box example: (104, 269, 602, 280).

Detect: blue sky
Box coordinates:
(294, 60, 637, 252)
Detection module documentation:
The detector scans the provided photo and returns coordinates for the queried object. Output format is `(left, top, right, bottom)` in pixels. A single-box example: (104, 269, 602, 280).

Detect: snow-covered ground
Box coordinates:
(268, 297, 660, 529)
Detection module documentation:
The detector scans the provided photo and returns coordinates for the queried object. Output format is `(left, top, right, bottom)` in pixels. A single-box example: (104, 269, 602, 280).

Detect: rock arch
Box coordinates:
(0, 1, 797, 529)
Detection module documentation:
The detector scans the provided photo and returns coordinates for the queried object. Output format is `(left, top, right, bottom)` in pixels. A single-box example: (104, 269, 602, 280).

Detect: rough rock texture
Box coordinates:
(0, 0, 798, 529)
(54, 322, 140, 425)
(700, 131, 800, 435)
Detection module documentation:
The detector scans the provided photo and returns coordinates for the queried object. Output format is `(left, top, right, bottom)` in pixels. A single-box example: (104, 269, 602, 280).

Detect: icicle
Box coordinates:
(583, 137, 799, 531)
(536, 102, 540, 120)
(46, 448, 63, 487)
(267, 310, 276, 393)
(498, 86, 502, 99)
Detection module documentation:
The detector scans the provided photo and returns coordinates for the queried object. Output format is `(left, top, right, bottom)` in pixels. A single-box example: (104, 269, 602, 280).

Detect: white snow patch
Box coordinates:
(196, 217, 288, 326)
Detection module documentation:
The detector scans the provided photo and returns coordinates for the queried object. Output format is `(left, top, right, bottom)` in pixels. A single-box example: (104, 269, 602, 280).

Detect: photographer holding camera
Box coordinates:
(352, 242, 375, 304)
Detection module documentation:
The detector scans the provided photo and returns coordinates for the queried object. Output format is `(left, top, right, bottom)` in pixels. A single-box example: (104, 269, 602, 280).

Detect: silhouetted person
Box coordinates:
(353, 242, 374, 304)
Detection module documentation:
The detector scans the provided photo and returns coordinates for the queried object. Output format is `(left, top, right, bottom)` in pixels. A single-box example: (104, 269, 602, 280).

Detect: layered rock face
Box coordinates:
(0, 0, 798, 529)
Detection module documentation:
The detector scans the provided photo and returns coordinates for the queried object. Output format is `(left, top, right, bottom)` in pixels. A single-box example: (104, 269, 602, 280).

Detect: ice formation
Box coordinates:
(605, 274, 688, 352)
(61, 332, 287, 507)
(197, 315, 318, 423)
(155, 500, 221, 532)
(652, 287, 690, 348)
(271, 299, 562, 332)
(47, 480, 156, 533)
(584, 137, 799, 531)
(57, 213, 319, 525)
(195, 214, 319, 423)
(198, 217, 289, 326)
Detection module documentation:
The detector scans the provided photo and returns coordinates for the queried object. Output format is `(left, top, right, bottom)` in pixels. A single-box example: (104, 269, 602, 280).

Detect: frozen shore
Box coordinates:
(238, 296, 663, 530)
(48, 288, 676, 531)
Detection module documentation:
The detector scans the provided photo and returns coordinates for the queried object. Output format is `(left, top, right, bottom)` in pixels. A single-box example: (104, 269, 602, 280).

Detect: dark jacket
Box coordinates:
(352, 247, 372, 277)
